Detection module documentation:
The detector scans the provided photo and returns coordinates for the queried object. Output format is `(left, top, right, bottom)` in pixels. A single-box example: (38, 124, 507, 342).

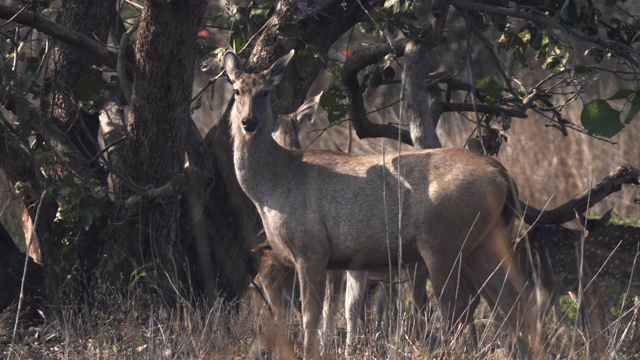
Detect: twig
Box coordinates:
(123, 174, 187, 212)
(123, 0, 144, 11)
(0, 4, 28, 30)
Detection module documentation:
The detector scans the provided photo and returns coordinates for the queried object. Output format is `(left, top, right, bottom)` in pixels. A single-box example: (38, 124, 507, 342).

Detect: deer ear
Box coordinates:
(294, 92, 322, 127)
(583, 208, 613, 233)
(266, 50, 295, 86)
(600, 208, 613, 224)
(224, 50, 243, 83)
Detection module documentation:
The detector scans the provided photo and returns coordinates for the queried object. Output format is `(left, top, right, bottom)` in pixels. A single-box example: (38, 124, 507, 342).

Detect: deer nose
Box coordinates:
(241, 116, 258, 132)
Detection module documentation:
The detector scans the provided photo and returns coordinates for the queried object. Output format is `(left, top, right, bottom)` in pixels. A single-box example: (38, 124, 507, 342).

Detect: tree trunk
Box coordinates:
(38, 0, 116, 303)
(101, 0, 207, 298)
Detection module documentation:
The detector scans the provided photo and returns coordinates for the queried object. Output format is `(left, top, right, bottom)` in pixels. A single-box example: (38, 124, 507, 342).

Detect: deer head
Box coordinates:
(224, 50, 295, 140)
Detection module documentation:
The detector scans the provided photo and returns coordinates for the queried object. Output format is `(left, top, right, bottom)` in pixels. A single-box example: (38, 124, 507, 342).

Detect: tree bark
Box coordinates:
(402, 40, 441, 149)
(38, 0, 116, 303)
(101, 0, 207, 297)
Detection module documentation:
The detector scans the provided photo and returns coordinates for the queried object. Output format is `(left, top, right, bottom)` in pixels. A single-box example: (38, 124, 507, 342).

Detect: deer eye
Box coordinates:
(234, 89, 240, 96)
(263, 90, 270, 97)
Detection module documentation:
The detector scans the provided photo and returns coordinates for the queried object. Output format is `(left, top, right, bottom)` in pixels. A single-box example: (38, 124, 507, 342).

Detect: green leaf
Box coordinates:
(607, 88, 635, 100)
(623, 91, 640, 124)
(39, 7, 58, 18)
(581, 99, 623, 137)
(26, 57, 39, 73)
(475, 76, 503, 104)
(320, 84, 348, 124)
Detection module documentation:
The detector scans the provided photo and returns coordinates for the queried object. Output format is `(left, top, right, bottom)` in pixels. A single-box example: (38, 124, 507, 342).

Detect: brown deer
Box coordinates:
(248, 94, 321, 358)
(224, 49, 540, 359)
(253, 93, 432, 354)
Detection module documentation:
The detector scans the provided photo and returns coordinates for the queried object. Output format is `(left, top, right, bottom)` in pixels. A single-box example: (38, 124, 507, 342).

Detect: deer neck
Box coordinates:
(232, 130, 293, 204)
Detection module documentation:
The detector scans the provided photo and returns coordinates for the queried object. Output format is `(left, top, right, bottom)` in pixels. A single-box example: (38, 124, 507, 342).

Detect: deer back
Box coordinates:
(583, 222, 640, 294)
(519, 225, 583, 296)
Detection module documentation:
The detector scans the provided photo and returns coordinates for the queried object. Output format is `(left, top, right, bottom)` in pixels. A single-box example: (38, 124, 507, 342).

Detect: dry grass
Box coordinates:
(2, 275, 639, 360)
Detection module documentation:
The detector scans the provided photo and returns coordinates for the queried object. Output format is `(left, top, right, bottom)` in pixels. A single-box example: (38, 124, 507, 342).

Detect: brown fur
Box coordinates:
(225, 50, 540, 359)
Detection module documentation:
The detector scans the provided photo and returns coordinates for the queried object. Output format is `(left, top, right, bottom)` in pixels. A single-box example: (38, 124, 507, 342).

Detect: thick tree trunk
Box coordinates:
(101, 0, 207, 297)
(38, 0, 116, 303)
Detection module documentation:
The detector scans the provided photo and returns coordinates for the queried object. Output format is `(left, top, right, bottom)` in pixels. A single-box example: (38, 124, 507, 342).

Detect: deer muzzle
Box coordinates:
(242, 116, 258, 133)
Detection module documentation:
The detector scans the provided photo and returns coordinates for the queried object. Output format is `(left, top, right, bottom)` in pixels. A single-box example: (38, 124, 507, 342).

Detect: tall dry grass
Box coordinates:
(3, 270, 639, 359)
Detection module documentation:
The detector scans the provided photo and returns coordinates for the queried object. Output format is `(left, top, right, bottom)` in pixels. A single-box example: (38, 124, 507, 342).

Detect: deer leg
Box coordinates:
(345, 270, 368, 353)
(296, 260, 327, 359)
(456, 271, 481, 348)
(411, 264, 429, 313)
(255, 254, 297, 358)
(465, 234, 541, 360)
(372, 280, 389, 340)
(408, 263, 429, 339)
(322, 270, 344, 347)
(420, 250, 475, 341)
(582, 281, 615, 359)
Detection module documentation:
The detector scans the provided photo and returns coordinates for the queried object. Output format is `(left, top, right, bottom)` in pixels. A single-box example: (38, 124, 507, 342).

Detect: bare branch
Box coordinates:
(433, 101, 528, 119)
(450, 0, 640, 74)
(523, 165, 640, 225)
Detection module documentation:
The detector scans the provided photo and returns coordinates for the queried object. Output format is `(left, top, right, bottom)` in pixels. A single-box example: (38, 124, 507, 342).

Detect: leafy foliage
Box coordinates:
(581, 89, 640, 137)
(320, 84, 348, 124)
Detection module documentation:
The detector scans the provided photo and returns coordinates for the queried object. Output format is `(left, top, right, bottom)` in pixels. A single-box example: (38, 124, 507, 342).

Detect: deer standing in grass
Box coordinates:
(253, 94, 432, 354)
(224, 49, 540, 359)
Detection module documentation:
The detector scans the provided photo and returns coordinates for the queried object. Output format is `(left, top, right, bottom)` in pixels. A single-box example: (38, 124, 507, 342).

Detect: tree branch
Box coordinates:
(0, 4, 118, 69)
(523, 165, 640, 225)
(403, 40, 441, 149)
(433, 101, 528, 119)
(450, 0, 640, 74)
(123, 174, 187, 212)
(341, 38, 414, 145)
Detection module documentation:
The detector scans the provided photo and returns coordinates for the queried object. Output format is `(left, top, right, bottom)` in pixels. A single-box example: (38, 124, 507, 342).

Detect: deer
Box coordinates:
(516, 209, 640, 358)
(251, 94, 407, 354)
(247, 94, 320, 357)
(224, 49, 541, 359)
(577, 212, 640, 357)
(252, 93, 434, 355)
